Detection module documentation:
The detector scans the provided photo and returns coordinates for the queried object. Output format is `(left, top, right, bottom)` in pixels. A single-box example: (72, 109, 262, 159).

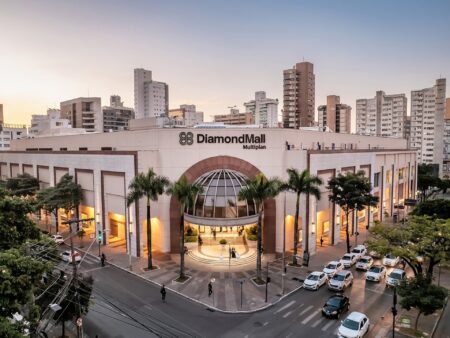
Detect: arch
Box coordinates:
(169, 156, 276, 253)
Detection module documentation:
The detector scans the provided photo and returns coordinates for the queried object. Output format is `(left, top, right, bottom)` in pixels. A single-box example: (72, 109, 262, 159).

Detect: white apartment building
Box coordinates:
(29, 109, 72, 137)
(60, 97, 103, 133)
(244, 91, 279, 128)
(134, 68, 169, 119)
(356, 91, 407, 138)
(410, 79, 446, 172)
(0, 123, 27, 151)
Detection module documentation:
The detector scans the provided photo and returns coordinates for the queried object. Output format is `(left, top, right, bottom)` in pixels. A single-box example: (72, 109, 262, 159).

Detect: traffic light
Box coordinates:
(97, 230, 103, 242)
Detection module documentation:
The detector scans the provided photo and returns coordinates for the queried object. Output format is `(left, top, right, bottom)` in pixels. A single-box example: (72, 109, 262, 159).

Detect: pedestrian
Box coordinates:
(101, 253, 106, 267)
(320, 236, 324, 247)
(213, 229, 216, 240)
(160, 284, 166, 303)
(208, 282, 213, 297)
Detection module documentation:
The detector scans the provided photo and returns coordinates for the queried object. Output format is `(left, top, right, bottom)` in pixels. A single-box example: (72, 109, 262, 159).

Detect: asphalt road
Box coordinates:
(73, 253, 399, 338)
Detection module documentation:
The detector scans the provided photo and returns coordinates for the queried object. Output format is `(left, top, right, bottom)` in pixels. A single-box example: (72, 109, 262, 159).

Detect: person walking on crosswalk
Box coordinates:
(101, 253, 106, 267)
(161, 284, 167, 303)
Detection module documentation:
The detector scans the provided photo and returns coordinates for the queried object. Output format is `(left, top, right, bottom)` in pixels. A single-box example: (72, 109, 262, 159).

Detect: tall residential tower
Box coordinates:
(283, 62, 315, 128)
(134, 68, 169, 119)
(318, 95, 351, 133)
(244, 91, 279, 128)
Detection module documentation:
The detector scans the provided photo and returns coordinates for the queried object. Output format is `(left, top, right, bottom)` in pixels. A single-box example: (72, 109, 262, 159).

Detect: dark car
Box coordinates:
(321, 294, 350, 319)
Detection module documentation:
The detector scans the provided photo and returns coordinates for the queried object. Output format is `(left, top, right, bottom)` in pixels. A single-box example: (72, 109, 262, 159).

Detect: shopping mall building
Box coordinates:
(0, 127, 417, 259)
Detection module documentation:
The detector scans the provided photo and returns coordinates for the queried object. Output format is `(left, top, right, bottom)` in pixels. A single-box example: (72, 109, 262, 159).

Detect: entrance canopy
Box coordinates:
(184, 169, 259, 227)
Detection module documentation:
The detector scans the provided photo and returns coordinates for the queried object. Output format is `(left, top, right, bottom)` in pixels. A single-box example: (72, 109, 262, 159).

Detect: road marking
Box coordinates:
(82, 266, 109, 273)
(144, 305, 152, 311)
(283, 311, 293, 318)
(301, 310, 319, 325)
(311, 317, 325, 328)
(321, 320, 335, 331)
(299, 305, 314, 316)
(263, 321, 269, 326)
(274, 300, 296, 314)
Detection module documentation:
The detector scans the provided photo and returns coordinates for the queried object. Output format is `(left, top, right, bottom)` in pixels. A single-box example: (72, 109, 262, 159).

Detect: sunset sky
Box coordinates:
(1, 0, 449, 127)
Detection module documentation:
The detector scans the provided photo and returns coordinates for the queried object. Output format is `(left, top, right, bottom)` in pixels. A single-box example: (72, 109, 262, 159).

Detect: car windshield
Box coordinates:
(326, 297, 342, 307)
(342, 318, 360, 330)
(359, 258, 369, 263)
(390, 272, 403, 280)
(307, 275, 319, 281)
(326, 263, 336, 269)
(352, 249, 361, 253)
(333, 274, 345, 281)
(369, 266, 381, 273)
(386, 254, 395, 259)
(342, 255, 351, 260)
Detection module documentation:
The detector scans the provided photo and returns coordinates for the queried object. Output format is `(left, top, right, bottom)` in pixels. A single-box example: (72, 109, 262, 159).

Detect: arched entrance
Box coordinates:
(169, 156, 276, 254)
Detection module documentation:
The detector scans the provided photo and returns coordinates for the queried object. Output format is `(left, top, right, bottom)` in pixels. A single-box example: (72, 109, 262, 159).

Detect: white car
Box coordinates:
(365, 265, 387, 282)
(323, 261, 344, 277)
(340, 253, 358, 268)
(50, 234, 64, 245)
(328, 270, 354, 291)
(338, 311, 370, 338)
(303, 271, 328, 291)
(355, 256, 374, 271)
(386, 269, 406, 287)
(382, 254, 400, 267)
(61, 250, 81, 263)
(351, 245, 367, 259)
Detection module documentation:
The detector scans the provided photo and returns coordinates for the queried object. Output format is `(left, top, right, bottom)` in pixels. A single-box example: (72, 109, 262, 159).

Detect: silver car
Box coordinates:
(328, 270, 354, 291)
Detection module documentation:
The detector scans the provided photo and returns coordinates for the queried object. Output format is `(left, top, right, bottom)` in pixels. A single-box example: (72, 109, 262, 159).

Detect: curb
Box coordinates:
(80, 249, 303, 314)
(431, 295, 449, 338)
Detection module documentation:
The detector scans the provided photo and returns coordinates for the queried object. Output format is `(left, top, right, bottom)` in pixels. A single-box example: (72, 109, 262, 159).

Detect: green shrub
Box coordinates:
(184, 235, 197, 243)
(219, 239, 227, 245)
(245, 225, 258, 241)
(185, 226, 198, 237)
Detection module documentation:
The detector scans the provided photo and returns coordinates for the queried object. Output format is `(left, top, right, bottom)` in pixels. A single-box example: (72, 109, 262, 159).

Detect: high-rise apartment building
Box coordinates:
(410, 79, 446, 171)
(0, 104, 3, 125)
(356, 91, 407, 138)
(60, 97, 103, 133)
(283, 62, 315, 128)
(317, 95, 352, 133)
(244, 91, 278, 128)
(213, 108, 254, 125)
(102, 95, 135, 132)
(134, 68, 169, 119)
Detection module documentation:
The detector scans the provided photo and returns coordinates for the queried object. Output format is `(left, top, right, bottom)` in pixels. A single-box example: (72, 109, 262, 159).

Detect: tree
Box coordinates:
(238, 173, 281, 282)
(367, 216, 450, 278)
(167, 176, 204, 281)
(412, 199, 450, 219)
(0, 192, 40, 250)
(327, 170, 378, 253)
(281, 169, 322, 265)
(127, 169, 170, 270)
(417, 164, 441, 202)
(398, 275, 448, 331)
(36, 187, 60, 233)
(5, 173, 40, 197)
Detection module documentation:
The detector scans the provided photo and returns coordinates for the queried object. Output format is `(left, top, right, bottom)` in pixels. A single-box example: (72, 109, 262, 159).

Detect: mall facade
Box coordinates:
(0, 127, 417, 258)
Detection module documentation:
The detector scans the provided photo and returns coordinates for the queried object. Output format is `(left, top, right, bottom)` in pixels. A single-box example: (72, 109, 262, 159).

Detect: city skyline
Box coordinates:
(1, 0, 449, 127)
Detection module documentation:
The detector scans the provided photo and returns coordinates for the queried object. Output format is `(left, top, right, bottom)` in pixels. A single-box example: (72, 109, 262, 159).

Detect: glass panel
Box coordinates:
(238, 205, 247, 217)
(248, 201, 256, 215)
(195, 196, 204, 216)
(216, 187, 225, 195)
(205, 196, 215, 206)
(210, 179, 219, 186)
(226, 187, 235, 195)
(204, 205, 213, 217)
(215, 206, 225, 218)
(215, 197, 226, 207)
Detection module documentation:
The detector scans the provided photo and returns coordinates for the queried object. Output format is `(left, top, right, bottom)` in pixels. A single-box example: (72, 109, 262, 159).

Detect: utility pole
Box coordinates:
(392, 286, 398, 338)
(265, 261, 270, 302)
(281, 192, 286, 295)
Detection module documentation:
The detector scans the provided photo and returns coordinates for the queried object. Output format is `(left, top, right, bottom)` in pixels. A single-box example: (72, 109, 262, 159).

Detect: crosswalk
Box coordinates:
(80, 254, 101, 266)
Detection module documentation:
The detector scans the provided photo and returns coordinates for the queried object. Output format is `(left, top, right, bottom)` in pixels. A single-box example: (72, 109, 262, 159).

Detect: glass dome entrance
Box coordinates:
(185, 169, 259, 227)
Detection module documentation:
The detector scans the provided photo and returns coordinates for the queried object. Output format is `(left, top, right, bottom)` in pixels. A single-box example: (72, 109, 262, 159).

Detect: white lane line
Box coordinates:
(283, 310, 293, 318)
(299, 305, 314, 316)
(301, 310, 319, 325)
(263, 322, 269, 326)
(311, 316, 325, 328)
(321, 320, 335, 331)
(144, 305, 152, 311)
(274, 300, 296, 314)
(82, 266, 109, 273)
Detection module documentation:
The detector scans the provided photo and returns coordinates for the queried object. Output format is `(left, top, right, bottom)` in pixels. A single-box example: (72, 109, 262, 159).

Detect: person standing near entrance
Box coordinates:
(212, 229, 216, 240)
(320, 236, 324, 247)
(100, 253, 106, 267)
(160, 284, 166, 303)
(208, 282, 213, 297)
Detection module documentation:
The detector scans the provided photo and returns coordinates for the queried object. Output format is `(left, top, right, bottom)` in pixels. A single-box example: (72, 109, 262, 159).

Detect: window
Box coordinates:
(374, 172, 380, 187)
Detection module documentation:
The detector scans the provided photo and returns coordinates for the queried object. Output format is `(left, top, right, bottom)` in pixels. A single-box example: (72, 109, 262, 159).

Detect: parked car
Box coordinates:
(51, 234, 64, 245)
(386, 269, 406, 287)
(61, 250, 81, 263)
(321, 294, 350, 319)
(351, 245, 367, 259)
(340, 253, 358, 268)
(303, 271, 328, 291)
(365, 265, 387, 282)
(323, 261, 344, 277)
(338, 311, 370, 338)
(328, 271, 354, 291)
(355, 256, 374, 271)
(382, 254, 400, 267)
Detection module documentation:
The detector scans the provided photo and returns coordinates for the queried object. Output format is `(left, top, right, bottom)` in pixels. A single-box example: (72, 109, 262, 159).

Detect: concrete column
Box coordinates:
(93, 169, 104, 244)
(275, 194, 285, 254)
(334, 205, 341, 244)
(309, 196, 317, 254)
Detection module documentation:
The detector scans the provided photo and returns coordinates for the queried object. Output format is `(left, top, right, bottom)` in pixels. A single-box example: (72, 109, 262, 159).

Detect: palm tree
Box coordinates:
(238, 173, 281, 282)
(167, 175, 204, 280)
(127, 169, 170, 270)
(281, 169, 322, 265)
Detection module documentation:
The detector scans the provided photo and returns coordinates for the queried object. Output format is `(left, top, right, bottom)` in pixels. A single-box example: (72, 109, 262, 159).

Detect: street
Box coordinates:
(73, 253, 398, 338)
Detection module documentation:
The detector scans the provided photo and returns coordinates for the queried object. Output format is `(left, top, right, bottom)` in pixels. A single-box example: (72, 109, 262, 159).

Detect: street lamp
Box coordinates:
(392, 286, 398, 338)
(129, 221, 133, 271)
